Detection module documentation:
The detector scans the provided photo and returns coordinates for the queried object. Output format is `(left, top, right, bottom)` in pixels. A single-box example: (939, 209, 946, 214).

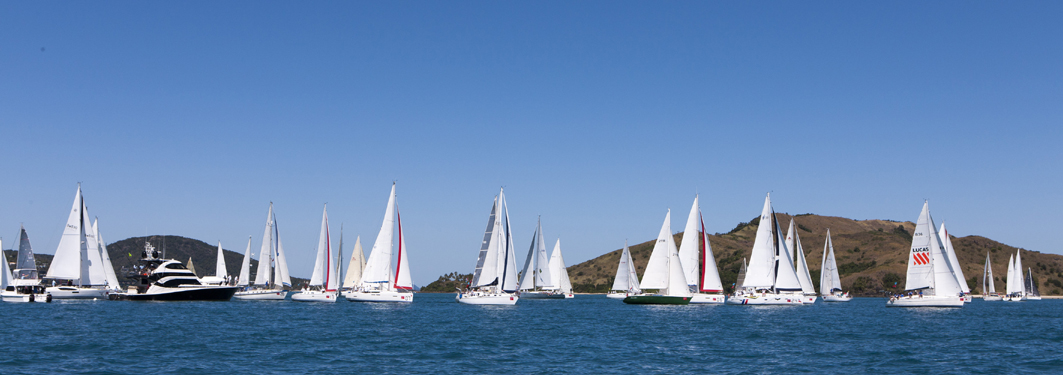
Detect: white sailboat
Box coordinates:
(1024, 267, 1041, 300)
(457, 188, 519, 305)
(199, 242, 228, 285)
(518, 218, 562, 299)
(607, 241, 640, 299)
(292, 205, 339, 302)
(820, 229, 851, 302)
(623, 210, 693, 305)
(886, 201, 964, 307)
(939, 224, 972, 302)
(547, 239, 574, 299)
(677, 195, 725, 304)
(0, 238, 12, 292)
(726, 194, 804, 305)
(234, 203, 292, 300)
(785, 219, 818, 304)
(1004, 254, 1021, 301)
(346, 183, 414, 303)
(342, 236, 366, 292)
(982, 253, 1002, 301)
(92, 219, 121, 292)
(2, 227, 51, 302)
(45, 185, 112, 299)
(236, 236, 252, 287)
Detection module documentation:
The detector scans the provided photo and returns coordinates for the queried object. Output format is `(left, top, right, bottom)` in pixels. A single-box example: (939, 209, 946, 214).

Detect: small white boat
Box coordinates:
(726, 194, 804, 306)
(677, 195, 725, 304)
(886, 201, 964, 308)
(457, 188, 520, 305)
(346, 184, 414, 303)
(820, 229, 852, 302)
(982, 253, 1002, 301)
(1, 229, 52, 303)
(44, 185, 117, 299)
(606, 241, 640, 299)
(291, 205, 340, 303)
(234, 203, 292, 301)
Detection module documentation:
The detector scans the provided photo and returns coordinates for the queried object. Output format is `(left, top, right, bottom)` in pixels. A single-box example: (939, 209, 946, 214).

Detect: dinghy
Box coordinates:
(819, 229, 851, 302)
(725, 194, 804, 305)
(623, 210, 692, 305)
(786, 219, 818, 304)
(606, 241, 640, 299)
(677, 195, 725, 304)
(1, 227, 52, 303)
(982, 253, 1002, 301)
(44, 185, 114, 299)
(346, 184, 414, 303)
(456, 188, 519, 305)
(886, 201, 964, 307)
(939, 224, 971, 302)
(234, 203, 292, 300)
(517, 218, 562, 299)
(291, 205, 340, 302)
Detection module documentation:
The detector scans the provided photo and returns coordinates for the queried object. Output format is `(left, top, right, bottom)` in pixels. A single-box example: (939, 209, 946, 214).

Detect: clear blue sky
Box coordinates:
(2, 2, 1061, 285)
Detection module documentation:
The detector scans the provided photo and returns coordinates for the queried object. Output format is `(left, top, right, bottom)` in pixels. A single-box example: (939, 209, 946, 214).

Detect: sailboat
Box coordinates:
(607, 241, 640, 299)
(187, 257, 197, 276)
(547, 239, 574, 299)
(292, 205, 339, 302)
(677, 195, 725, 304)
(199, 242, 228, 285)
(623, 210, 692, 305)
(92, 219, 121, 292)
(820, 229, 851, 302)
(236, 236, 252, 287)
(982, 253, 1002, 301)
(725, 194, 804, 305)
(1025, 268, 1041, 300)
(518, 218, 561, 299)
(0, 238, 12, 293)
(456, 188, 519, 305)
(341, 236, 366, 292)
(1004, 249, 1027, 302)
(346, 183, 414, 303)
(234, 203, 292, 300)
(45, 185, 114, 299)
(939, 224, 972, 302)
(886, 201, 964, 307)
(785, 219, 818, 304)
(1, 227, 52, 302)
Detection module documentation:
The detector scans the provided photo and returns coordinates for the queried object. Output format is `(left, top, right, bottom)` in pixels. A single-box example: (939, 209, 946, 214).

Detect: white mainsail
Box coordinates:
(904, 202, 937, 291)
(786, 219, 816, 294)
(772, 215, 803, 292)
(820, 229, 842, 295)
(254, 204, 274, 286)
(237, 236, 251, 287)
(699, 211, 724, 293)
(273, 212, 291, 287)
(343, 236, 366, 288)
(548, 239, 572, 294)
(983, 253, 995, 295)
(499, 191, 519, 292)
(677, 195, 701, 288)
(308, 205, 336, 290)
(611, 241, 640, 293)
(362, 184, 397, 287)
(394, 207, 413, 290)
(215, 241, 227, 278)
(939, 224, 970, 294)
(640, 210, 691, 297)
(742, 195, 776, 289)
(93, 219, 121, 291)
(1005, 254, 1017, 295)
(1015, 250, 1025, 295)
(471, 197, 500, 288)
(519, 218, 554, 291)
(0, 238, 12, 289)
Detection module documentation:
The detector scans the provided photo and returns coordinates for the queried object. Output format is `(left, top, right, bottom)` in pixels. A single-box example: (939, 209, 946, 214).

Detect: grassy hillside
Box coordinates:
(563, 214, 1063, 296)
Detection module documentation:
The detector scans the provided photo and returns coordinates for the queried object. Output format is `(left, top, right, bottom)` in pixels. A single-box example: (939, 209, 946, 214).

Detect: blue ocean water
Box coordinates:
(1, 294, 1061, 374)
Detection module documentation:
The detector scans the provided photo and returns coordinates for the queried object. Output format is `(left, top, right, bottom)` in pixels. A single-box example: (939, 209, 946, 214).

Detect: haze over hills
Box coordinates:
(563, 214, 1063, 296)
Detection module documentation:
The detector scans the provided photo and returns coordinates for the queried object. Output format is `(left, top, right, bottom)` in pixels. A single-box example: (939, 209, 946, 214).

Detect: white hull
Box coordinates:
(1004, 295, 1025, 302)
(886, 295, 964, 307)
(344, 290, 413, 303)
(725, 292, 804, 305)
(688, 293, 726, 304)
(1024, 295, 1041, 301)
(456, 292, 518, 305)
(982, 294, 1003, 301)
(962, 295, 972, 303)
(605, 292, 628, 299)
(800, 295, 818, 304)
(1, 292, 51, 303)
(290, 290, 339, 302)
(520, 291, 568, 299)
(822, 294, 853, 302)
(45, 286, 110, 300)
(233, 289, 288, 300)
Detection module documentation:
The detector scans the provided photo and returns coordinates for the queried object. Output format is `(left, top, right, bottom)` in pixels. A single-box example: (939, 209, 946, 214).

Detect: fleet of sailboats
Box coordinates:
(726, 194, 804, 305)
(820, 229, 851, 302)
(291, 205, 339, 302)
(234, 203, 292, 300)
(346, 183, 414, 303)
(457, 188, 520, 305)
(886, 201, 964, 307)
(623, 210, 692, 304)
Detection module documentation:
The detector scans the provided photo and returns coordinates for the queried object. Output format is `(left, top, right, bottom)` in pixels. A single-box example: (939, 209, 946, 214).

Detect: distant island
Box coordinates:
(425, 213, 1063, 296)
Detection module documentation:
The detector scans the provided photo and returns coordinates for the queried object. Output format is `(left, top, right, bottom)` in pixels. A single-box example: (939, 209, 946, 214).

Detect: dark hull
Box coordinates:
(623, 295, 691, 305)
(109, 286, 238, 301)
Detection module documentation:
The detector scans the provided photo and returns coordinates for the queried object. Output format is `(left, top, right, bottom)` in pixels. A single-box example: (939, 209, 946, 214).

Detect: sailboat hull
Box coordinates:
(520, 291, 567, 299)
(290, 290, 339, 302)
(456, 292, 518, 305)
(344, 290, 413, 303)
(605, 292, 628, 299)
(822, 294, 853, 302)
(622, 295, 691, 305)
(233, 289, 288, 300)
(886, 295, 963, 307)
(688, 293, 725, 304)
(982, 294, 1003, 301)
(45, 286, 109, 300)
(800, 295, 818, 304)
(724, 292, 803, 305)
